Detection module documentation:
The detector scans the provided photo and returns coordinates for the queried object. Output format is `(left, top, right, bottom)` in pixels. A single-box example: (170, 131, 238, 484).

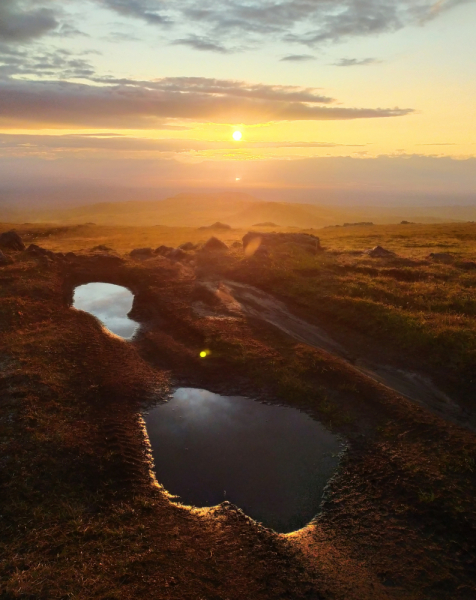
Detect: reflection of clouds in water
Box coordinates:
(146, 388, 341, 533)
(73, 283, 139, 339)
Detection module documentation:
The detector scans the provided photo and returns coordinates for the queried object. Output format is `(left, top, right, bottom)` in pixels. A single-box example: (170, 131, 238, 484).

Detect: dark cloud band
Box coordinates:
(0, 77, 413, 128)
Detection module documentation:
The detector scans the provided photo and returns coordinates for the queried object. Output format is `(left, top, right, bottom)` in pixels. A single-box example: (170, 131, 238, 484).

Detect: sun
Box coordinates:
(232, 130, 242, 141)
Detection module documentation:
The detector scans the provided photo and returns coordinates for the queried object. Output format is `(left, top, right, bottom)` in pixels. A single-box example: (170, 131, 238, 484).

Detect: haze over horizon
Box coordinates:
(1, 0, 475, 210)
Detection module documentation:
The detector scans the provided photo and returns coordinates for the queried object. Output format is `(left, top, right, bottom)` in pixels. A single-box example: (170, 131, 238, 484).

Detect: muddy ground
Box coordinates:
(1, 247, 476, 600)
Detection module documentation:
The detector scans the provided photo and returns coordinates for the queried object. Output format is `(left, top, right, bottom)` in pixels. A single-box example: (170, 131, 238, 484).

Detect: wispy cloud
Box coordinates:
(93, 0, 471, 52)
(171, 36, 231, 53)
(0, 133, 368, 155)
(280, 54, 316, 62)
(334, 57, 380, 66)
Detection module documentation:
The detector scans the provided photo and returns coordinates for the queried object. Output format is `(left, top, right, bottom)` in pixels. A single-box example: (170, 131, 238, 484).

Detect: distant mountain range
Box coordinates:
(2, 192, 476, 228)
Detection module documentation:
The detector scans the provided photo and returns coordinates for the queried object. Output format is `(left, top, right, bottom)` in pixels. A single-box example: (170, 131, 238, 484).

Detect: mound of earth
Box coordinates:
(243, 232, 320, 254)
(253, 222, 279, 227)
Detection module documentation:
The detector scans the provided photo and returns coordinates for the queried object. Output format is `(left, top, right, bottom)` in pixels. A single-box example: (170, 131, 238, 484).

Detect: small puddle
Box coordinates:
(145, 388, 342, 533)
(73, 282, 139, 339)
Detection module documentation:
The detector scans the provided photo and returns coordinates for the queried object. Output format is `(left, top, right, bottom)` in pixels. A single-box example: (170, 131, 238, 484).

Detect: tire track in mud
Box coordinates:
(194, 280, 473, 432)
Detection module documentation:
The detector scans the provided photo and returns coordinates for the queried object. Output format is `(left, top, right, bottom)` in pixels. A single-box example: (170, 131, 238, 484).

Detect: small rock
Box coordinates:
(201, 237, 228, 252)
(231, 240, 242, 249)
(0, 230, 25, 251)
(456, 261, 476, 270)
(243, 231, 320, 254)
(365, 246, 396, 258)
(428, 252, 453, 263)
(0, 250, 12, 266)
(179, 242, 197, 251)
(130, 247, 154, 259)
(91, 245, 113, 252)
(155, 245, 174, 256)
(254, 245, 269, 258)
(168, 248, 188, 261)
(65, 252, 77, 260)
(26, 244, 45, 256)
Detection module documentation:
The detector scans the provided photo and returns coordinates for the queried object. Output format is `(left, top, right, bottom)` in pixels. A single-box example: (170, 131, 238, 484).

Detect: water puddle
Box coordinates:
(73, 282, 139, 339)
(145, 388, 342, 533)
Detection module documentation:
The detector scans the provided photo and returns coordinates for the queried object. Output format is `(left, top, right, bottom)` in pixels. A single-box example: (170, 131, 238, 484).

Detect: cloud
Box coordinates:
(97, 0, 169, 24)
(0, 44, 96, 79)
(0, 77, 413, 128)
(171, 36, 231, 53)
(0, 0, 58, 42)
(0, 133, 368, 155)
(93, 0, 471, 51)
(280, 54, 316, 62)
(334, 58, 380, 66)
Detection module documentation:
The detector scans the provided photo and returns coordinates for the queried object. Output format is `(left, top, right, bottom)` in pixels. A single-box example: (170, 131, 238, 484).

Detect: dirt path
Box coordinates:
(195, 279, 471, 431)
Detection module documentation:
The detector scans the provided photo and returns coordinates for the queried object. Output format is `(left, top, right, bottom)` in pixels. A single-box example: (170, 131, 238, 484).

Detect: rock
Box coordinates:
(242, 232, 320, 254)
(231, 241, 242, 249)
(27, 244, 57, 259)
(155, 245, 174, 256)
(254, 245, 269, 258)
(0, 230, 25, 251)
(192, 282, 222, 306)
(130, 247, 154, 259)
(91, 245, 113, 252)
(253, 222, 278, 227)
(201, 237, 228, 252)
(428, 252, 453, 263)
(364, 246, 396, 258)
(26, 244, 57, 260)
(168, 248, 188, 261)
(179, 242, 197, 251)
(88, 253, 124, 266)
(65, 252, 77, 261)
(0, 250, 12, 266)
(26, 244, 45, 255)
(456, 261, 476, 270)
(199, 222, 231, 231)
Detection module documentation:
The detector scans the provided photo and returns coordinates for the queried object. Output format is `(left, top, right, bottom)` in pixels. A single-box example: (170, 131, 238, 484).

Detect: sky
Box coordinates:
(1, 0, 475, 205)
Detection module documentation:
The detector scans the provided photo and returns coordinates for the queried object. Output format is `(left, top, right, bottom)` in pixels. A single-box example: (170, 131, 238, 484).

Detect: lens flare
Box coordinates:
(200, 351, 207, 358)
(233, 131, 242, 141)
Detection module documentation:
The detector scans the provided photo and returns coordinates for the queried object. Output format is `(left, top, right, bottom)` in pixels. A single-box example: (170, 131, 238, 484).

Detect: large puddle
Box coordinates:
(145, 388, 342, 533)
(73, 283, 139, 339)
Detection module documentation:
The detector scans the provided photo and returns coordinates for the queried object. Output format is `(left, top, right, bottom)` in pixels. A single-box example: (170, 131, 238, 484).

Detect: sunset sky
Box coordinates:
(1, 0, 475, 203)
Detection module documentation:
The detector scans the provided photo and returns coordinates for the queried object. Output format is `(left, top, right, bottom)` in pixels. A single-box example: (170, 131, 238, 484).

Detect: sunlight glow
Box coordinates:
(233, 131, 243, 141)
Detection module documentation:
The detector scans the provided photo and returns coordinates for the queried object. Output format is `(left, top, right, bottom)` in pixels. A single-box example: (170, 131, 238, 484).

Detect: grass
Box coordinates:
(1, 219, 476, 598)
(4, 219, 476, 384)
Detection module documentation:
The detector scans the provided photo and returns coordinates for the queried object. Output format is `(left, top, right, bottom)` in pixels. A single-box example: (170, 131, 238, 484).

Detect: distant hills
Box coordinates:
(2, 192, 476, 228)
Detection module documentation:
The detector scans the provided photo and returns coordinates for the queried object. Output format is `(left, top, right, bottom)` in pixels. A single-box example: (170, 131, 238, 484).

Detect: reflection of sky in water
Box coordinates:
(145, 388, 342, 533)
(73, 283, 139, 339)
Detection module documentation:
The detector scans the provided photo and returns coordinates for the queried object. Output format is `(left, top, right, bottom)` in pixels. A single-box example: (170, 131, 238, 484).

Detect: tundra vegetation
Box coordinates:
(1, 220, 476, 599)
